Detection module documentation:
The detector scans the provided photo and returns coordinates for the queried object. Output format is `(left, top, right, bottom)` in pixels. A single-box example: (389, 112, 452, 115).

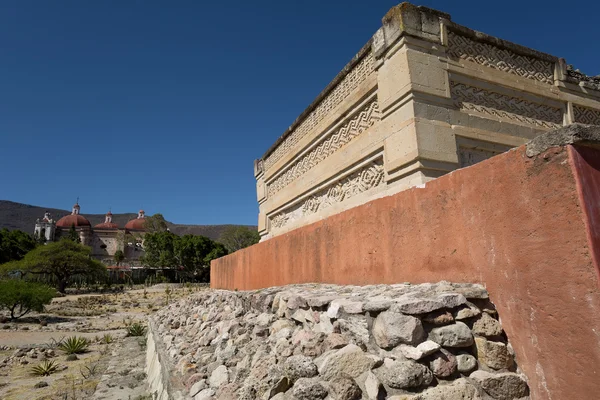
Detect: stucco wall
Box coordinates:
(212, 139, 600, 399)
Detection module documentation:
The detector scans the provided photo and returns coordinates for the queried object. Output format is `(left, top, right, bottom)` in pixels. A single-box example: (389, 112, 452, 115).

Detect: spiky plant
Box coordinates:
(101, 334, 114, 344)
(59, 336, 89, 354)
(31, 360, 60, 376)
(126, 322, 146, 337)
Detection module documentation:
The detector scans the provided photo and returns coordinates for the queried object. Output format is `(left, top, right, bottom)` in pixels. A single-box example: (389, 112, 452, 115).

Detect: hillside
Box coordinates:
(0, 200, 256, 241)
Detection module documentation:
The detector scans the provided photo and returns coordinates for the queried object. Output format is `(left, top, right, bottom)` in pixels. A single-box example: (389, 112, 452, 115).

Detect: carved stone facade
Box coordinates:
(450, 82, 563, 128)
(270, 159, 384, 232)
(255, 3, 600, 239)
(268, 100, 381, 196)
(447, 31, 555, 85)
(263, 53, 376, 172)
(574, 105, 600, 126)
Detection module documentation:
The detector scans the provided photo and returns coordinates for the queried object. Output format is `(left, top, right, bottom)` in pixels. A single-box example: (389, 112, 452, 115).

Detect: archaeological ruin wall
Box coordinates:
(214, 124, 600, 400)
(255, 2, 600, 239)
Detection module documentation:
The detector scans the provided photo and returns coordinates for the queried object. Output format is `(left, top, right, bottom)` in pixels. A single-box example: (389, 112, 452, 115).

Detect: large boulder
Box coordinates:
(317, 344, 382, 380)
(373, 311, 426, 349)
(428, 322, 474, 347)
(470, 371, 529, 400)
(375, 360, 433, 389)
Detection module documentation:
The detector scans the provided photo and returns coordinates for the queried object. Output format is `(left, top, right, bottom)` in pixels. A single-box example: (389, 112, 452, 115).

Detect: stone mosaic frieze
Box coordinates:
(447, 31, 554, 85)
(264, 54, 375, 172)
(451, 81, 563, 128)
(574, 105, 600, 126)
(270, 159, 384, 231)
(267, 100, 381, 197)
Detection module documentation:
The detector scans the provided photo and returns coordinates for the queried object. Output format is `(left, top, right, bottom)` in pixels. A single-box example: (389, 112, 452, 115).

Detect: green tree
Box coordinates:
(0, 239, 107, 293)
(0, 229, 37, 264)
(0, 280, 56, 320)
(67, 224, 81, 243)
(144, 213, 169, 233)
(141, 232, 228, 282)
(175, 235, 228, 282)
(218, 226, 260, 253)
(141, 231, 178, 269)
(113, 250, 125, 266)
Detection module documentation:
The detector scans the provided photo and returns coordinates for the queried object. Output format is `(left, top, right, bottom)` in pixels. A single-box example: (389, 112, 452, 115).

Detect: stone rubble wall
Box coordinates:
(149, 282, 529, 400)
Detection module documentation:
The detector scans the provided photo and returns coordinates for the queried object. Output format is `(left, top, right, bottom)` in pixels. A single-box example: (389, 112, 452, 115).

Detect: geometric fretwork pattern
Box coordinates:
(447, 32, 555, 85)
(451, 82, 563, 129)
(574, 105, 600, 125)
(267, 100, 381, 197)
(264, 53, 375, 172)
(270, 159, 384, 231)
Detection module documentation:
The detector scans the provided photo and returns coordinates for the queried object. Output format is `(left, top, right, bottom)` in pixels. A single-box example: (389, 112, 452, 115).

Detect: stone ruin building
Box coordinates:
(34, 202, 147, 266)
(253, 3, 600, 239)
(206, 3, 600, 400)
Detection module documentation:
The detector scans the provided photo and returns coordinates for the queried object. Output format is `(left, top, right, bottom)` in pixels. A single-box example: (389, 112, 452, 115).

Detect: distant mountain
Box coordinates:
(0, 200, 256, 241)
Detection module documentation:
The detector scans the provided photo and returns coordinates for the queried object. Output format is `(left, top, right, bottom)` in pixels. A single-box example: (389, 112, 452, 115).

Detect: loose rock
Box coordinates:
(373, 311, 425, 348)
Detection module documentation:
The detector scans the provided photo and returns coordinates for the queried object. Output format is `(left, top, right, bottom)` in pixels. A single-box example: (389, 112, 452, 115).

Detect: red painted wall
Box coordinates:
(569, 145, 600, 281)
(211, 144, 600, 400)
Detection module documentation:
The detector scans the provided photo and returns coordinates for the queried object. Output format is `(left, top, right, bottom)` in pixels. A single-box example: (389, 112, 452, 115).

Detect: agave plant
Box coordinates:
(31, 360, 60, 376)
(126, 322, 146, 337)
(101, 334, 114, 344)
(59, 336, 89, 354)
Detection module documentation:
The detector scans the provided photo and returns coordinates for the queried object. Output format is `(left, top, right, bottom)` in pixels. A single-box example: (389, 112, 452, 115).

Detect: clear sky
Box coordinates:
(1, 0, 598, 225)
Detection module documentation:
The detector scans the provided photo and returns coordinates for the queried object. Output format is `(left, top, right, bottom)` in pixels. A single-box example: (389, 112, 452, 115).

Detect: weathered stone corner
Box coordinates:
(525, 123, 600, 157)
(373, 2, 449, 58)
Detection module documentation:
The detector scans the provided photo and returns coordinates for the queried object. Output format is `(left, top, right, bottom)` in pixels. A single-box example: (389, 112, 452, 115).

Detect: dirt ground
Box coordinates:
(0, 284, 204, 400)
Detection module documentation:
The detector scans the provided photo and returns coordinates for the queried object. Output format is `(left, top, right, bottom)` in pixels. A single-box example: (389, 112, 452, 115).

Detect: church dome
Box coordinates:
(56, 202, 91, 228)
(56, 214, 91, 228)
(95, 210, 118, 229)
(125, 210, 147, 231)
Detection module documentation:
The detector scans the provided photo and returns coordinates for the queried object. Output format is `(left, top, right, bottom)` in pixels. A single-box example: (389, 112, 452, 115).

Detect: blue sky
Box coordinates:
(1, 0, 598, 225)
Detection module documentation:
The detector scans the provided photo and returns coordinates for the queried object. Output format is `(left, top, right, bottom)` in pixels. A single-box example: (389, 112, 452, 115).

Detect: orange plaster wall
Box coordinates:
(211, 144, 600, 400)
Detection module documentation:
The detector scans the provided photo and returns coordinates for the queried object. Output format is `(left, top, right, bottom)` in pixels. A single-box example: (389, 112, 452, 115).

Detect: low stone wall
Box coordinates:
(150, 283, 529, 400)
(212, 125, 600, 400)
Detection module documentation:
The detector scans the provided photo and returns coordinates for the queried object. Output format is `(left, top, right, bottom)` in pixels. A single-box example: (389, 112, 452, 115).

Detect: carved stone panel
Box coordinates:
(270, 159, 385, 231)
(447, 31, 554, 85)
(264, 53, 375, 172)
(267, 100, 381, 196)
(574, 105, 600, 125)
(451, 81, 562, 128)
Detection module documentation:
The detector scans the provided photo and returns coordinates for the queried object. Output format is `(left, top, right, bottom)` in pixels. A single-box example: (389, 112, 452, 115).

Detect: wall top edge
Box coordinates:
(526, 123, 600, 157)
(259, 40, 373, 162)
(444, 23, 559, 63)
(257, 2, 599, 166)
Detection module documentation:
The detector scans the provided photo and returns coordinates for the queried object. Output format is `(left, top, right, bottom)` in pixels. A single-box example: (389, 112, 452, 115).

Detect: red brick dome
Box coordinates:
(124, 218, 146, 231)
(56, 214, 91, 228)
(125, 210, 146, 231)
(95, 221, 119, 229)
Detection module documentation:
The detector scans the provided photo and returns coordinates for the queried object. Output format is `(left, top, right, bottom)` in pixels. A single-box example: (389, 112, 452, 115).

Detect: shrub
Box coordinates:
(59, 336, 89, 354)
(31, 360, 60, 376)
(0, 279, 56, 320)
(126, 322, 146, 337)
(101, 334, 114, 344)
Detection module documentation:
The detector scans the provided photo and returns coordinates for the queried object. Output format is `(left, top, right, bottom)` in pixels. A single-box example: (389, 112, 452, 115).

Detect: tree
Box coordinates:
(0, 280, 56, 320)
(218, 226, 260, 253)
(0, 239, 107, 293)
(144, 213, 169, 233)
(141, 232, 228, 282)
(114, 250, 125, 266)
(0, 229, 37, 264)
(67, 224, 81, 243)
(175, 235, 228, 282)
(141, 231, 178, 269)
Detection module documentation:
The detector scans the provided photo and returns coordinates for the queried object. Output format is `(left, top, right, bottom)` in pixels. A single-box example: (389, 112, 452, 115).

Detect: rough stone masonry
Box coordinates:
(149, 282, 529, 399)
